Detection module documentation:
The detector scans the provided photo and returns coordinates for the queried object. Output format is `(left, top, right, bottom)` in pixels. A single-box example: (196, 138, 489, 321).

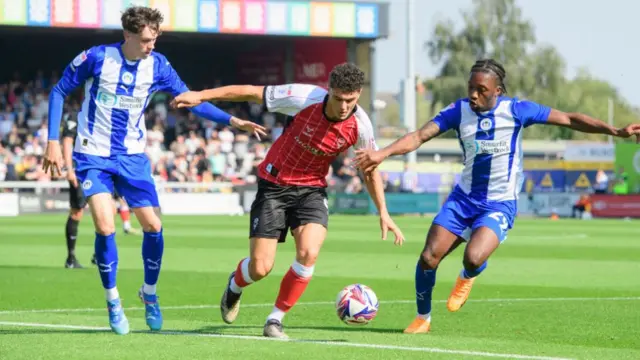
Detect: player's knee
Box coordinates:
(419, 250, 441, 270)
(95, 223, 116, 236)
(142, 220, 162, 233)
(249, 258, 274, 280)
(69, 209, 83, 221)
(295, 248, 319, 267)
(463, 252, 485, 270)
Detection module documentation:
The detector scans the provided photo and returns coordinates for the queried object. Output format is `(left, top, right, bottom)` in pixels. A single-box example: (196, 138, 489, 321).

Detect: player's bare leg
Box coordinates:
(263, 223, 326, 339)
(132, 206, 164, 331)
(447, 226, 500, 312)
(221, 237, 277, 324)
(405, 224, 462, 334)
(89, 193, 129, 335)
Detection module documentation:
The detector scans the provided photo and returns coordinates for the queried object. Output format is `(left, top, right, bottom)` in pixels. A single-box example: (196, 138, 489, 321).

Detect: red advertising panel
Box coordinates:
(591, 194, 640, 218)
(236, 46, 285, 85)
(293, 38, 347, 88)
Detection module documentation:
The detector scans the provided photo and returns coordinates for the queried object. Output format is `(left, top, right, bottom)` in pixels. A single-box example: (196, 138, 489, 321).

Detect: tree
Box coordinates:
(423, 0, 638, 140)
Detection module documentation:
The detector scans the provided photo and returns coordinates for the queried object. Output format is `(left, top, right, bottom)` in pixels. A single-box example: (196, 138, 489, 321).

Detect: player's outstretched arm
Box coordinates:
(160, 62, 267, 139)
(354, 121, 441, 173)
(546, 109, 640, 141)
(362, 169, 405, 246)
(171, 86, 264, 108)
(185, 100, 267, 140)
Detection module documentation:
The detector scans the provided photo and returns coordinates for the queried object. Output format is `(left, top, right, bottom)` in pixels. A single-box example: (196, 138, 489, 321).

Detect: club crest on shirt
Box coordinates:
(121, 72, 134, 85)
(480, 118, 492, 131)
(303, 125, 315, 137)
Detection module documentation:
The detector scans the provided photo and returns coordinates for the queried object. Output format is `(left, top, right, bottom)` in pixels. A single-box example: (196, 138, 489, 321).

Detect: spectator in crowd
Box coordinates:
(572, 194, 592, 219)
(0, 71, 363, 190)
(400, 163, 418, 193)
(593, 169, 609, 194)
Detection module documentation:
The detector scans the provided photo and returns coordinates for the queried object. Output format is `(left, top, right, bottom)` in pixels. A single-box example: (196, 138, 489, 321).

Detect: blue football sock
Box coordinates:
(415, 261, 437, 316)
(142, 229, 164, 288)
(462, 260, 488, 279)
(95, 232, 118, 289)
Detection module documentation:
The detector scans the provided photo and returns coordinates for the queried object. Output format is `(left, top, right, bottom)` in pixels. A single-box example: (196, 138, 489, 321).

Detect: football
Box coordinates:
(335, 284, 379, 325)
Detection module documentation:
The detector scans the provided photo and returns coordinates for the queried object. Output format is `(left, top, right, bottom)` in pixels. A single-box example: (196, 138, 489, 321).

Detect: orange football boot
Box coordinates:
(447, 275, 476, 312)
(403, 317, 431, 334)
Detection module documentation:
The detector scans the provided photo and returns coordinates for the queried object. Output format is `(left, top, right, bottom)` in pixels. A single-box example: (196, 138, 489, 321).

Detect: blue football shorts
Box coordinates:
(73, 152, 159, 208)
(432, 187, 517, 243)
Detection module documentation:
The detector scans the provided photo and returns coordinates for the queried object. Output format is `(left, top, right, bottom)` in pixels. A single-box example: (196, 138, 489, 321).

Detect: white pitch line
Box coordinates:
(0, 296, 638, 315)
(0, 321, 573, 360)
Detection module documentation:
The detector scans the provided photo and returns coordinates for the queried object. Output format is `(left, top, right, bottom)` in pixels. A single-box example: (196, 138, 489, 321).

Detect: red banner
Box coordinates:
(293, 38, 347, 88)
(591, 194, 640, 218)
(236, 46, 285, 85)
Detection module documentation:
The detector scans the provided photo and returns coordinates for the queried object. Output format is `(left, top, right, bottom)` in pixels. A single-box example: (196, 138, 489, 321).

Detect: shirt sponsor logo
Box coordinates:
(294, 136, 341, 157)
(96, 90, 146, 110)
(465, 139, 511, 155)
(474, 140, 511, 155)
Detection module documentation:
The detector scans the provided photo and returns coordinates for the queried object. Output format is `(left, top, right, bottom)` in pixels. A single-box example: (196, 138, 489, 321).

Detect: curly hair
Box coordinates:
(121, 6, 164, 35)
(328, 63, 365, 93)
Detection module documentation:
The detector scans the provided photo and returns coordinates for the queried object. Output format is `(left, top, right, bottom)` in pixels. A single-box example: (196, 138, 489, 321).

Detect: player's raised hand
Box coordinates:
(230, 117, 268, 141)
(43, 141, 63, 177)
(170, 91, 204, 108)
(354, 149, 386, 173)
(380, 213, 405, 246)
(616, 124, 640, 143)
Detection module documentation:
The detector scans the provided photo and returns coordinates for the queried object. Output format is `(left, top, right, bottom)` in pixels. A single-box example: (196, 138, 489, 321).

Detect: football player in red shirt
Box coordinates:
(172, 63, 405, 338)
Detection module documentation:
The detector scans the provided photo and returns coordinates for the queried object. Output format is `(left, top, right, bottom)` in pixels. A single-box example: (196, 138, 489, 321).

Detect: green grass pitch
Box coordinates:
(0, 214, 639, 359)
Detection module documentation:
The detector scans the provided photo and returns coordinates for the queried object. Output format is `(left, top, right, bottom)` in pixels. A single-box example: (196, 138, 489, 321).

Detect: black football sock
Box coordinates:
(65, 217, 80, 259)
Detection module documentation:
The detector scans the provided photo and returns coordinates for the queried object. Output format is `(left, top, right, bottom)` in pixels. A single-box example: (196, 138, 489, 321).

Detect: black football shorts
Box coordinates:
(249, 178, 329, 243)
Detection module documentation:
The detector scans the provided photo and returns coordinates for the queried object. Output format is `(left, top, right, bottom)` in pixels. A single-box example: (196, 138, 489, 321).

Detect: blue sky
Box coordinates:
(372, 0, 639, 107)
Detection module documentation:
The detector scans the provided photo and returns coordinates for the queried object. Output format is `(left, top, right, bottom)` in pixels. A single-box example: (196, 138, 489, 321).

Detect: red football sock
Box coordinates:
(232, 257, 254, 290)
(274, 261, 314, 312)
(119, 207, 130, 222)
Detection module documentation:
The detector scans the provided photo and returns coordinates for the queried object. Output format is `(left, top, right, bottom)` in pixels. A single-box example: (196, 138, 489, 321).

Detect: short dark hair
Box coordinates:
(471, 59, 507, 94)
(121, 6, 164, 35)
(329, 63, 365, 93)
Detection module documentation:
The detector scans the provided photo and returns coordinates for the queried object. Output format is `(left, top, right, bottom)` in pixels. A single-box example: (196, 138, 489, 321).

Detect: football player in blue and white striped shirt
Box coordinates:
(42, 6, 266, 335)
(354, 59, 640, 334)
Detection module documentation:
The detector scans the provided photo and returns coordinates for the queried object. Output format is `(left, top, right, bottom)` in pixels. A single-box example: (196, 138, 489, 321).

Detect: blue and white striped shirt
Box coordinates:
(433, 97, 551, 202)
(48, 42, 231, 157)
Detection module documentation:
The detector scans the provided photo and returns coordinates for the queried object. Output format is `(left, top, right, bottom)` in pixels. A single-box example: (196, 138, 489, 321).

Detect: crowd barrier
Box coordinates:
(329, 192, 441, 215)
(516, 192, 582, 217)
(1, 182, 638, 218)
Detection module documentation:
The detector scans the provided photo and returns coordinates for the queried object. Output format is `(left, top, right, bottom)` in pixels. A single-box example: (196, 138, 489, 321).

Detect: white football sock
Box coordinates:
(105, 287, 120, 301)
(266, 307, 286, 322)
(229, 277, 243, 294)
(143, 283, 157, 295)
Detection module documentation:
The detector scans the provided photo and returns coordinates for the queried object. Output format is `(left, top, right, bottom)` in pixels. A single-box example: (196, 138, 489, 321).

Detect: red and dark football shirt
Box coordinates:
(258, 84, 377, 187)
